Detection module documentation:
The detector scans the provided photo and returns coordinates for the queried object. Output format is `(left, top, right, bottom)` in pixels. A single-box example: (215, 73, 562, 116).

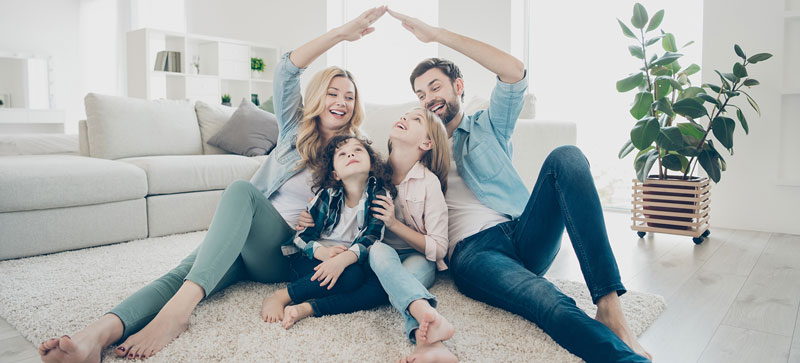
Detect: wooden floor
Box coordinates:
(2, 210, 799, 363)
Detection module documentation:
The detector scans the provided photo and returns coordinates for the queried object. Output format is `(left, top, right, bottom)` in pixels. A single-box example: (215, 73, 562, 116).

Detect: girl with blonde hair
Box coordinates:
(39, 6, 388, 362)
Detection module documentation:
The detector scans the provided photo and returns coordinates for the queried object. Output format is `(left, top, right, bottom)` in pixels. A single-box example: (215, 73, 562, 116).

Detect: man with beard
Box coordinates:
(388, 8, 652, 363)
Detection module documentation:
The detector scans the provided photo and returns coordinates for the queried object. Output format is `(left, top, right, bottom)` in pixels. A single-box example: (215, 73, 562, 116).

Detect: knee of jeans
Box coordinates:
(368, 242, 396, 272)
(403, 254, 436, 288)
(336, 265, 366, 291)
(225, 180, 257, 197)
(545, 145, 590, 173)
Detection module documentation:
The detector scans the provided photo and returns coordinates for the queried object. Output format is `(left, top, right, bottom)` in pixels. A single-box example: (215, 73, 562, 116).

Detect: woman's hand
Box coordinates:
(387, 8, 440, 43)
(371, 194, 397, 229)
(311, 251, 356, 290)
(296, 210, 315, 231)
(336, 6, 387, 42)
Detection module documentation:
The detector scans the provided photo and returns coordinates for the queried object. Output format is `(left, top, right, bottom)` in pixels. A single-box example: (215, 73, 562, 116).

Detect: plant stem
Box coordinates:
(640, 28, 664, 179)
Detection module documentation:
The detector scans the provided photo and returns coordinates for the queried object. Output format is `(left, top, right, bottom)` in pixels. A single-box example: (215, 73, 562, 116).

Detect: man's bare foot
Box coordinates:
(261, 288, 291, 323)
(596, 293, 653, 361)
(281, 303, 314, 330)
(40, 314, 123, 363)
(417, 310, 454, 344)
(400, 341, 458, 363)
(114, 281, 203, 359)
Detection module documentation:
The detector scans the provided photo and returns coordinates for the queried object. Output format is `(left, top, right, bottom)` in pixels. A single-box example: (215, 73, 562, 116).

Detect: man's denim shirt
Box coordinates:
(452, 71, 529, 220)
(249, 52, 305, 198)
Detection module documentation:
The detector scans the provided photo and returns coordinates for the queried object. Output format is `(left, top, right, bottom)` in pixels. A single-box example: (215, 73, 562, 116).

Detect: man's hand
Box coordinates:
(336, 6, 387, 42)
(387, 8, 440, 43)
(371, 194, 398, 229)
(310, 251, 357, 290)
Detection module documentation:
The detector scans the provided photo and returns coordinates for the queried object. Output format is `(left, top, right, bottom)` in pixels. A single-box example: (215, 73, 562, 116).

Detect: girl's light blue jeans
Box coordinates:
(368, 242, 437, 343)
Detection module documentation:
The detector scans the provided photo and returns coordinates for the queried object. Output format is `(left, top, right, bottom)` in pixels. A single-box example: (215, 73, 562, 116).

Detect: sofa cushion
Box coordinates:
(0, 155, 148, 213)
(85, 93, 202, 160)
(195, 101, 236, 155)
(119, 155, 261, 195)
(207, 100, 280, 157)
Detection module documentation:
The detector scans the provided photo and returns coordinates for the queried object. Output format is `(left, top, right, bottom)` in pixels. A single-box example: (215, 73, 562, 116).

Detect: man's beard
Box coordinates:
(427, 98, 460, 125)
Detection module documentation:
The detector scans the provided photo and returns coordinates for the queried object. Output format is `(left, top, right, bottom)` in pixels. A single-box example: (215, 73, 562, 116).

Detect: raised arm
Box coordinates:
(290, 6, 386, 69)
(387, 8, 524, 83)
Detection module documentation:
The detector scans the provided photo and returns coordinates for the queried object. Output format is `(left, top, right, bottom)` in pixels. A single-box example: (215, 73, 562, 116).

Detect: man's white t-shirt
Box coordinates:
(446, 138, 510, 257)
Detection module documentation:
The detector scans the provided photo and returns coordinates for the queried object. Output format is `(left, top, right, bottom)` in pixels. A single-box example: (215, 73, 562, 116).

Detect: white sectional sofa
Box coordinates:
(0, 94, 576, 260)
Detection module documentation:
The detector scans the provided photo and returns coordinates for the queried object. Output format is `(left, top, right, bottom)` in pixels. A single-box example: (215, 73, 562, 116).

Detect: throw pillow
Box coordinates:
(207, 98, 279, 157)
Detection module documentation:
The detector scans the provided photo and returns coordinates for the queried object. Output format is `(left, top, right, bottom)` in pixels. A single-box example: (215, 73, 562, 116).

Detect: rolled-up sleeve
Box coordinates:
(422, 176, 449, 271)
(486, 70, 528, 141)
(273, 51, 305, 138)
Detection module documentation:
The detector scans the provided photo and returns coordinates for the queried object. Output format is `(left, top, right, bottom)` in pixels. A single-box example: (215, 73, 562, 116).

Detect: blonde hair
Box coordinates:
(419, 108, 450, 194)
(296, 66, 365, 171)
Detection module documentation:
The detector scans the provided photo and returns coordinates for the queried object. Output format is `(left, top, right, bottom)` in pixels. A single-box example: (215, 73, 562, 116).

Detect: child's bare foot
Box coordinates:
(417, 310, 454, 344)
(261, 288, 291, 323)
(114, 281, 203, 359)
(595, 293, 653, 361)
(400, 341, 458, 363)
(281, 303, 314, 330)
(40, 314, 123, 363)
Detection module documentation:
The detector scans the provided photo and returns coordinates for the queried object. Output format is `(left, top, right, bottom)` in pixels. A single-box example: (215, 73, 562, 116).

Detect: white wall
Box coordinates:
(185, 0, 329, 89)
(0, 0, 81, 132)
(702, 0, 800, 234)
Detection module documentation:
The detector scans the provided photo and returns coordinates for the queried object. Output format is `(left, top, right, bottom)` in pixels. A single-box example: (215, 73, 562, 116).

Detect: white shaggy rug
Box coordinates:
(0, 231, 665, 362)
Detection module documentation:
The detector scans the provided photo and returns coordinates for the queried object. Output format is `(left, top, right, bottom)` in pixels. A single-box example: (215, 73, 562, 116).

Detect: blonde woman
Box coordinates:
(39, 6, 388, 362)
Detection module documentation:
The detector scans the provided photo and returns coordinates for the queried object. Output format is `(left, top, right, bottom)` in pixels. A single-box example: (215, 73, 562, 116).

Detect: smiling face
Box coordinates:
(413, 68, 462, 124)
(318, 76, 356, 133)
(332, 138, 371, 182)
(389, 107, 432, 151)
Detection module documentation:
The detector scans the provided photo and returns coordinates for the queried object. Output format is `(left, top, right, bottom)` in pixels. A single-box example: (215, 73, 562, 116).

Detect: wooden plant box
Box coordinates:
(630, 176, 711, 243)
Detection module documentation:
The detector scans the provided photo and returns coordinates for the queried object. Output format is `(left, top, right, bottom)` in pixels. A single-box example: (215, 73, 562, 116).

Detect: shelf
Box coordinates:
(151, 71, 186, 77)
(250, 78, 273, 83)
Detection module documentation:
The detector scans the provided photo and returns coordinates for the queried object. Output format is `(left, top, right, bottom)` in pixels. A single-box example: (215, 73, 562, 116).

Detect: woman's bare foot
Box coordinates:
(399, 341, 458, 363)
(114, 281, 204, 359)
(261, 288, 291, 323)
(281, 303, 314, 330)
(596, 292, 653, 361)
(40, 314, 123, 363)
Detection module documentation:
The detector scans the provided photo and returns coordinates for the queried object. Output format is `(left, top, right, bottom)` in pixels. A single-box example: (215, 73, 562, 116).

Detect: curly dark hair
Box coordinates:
(312, 135, 397, 198)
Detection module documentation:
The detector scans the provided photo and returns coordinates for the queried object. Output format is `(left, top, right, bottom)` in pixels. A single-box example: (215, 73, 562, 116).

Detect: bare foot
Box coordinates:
(261, 288, 291, 323)
(402, 341, 458, 363)
(41, 314, 122, 363)
(417, 310, 454, 345)
(596, 294, 652, 361)
(114, 281, 203, 359)
(281, 303, 314, 330)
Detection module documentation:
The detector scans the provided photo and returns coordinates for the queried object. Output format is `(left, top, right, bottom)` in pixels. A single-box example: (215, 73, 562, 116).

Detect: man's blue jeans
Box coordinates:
(449, 145, 650, 363)
(369, 242, 437, 343)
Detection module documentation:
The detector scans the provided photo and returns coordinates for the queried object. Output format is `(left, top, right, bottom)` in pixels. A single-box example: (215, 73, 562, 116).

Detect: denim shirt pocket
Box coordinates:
(464, 142, 504, 183)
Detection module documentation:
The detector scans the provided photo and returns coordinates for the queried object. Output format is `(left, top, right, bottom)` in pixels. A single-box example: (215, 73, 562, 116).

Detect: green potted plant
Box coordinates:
(221, 93, 231, 106)
(251, 57, 264, 78)
(616, 3, 772, 243)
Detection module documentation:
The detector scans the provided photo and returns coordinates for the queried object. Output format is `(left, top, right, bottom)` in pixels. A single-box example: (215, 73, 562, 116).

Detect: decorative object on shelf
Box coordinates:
(191, 55, 200, 75)
(251, 57, 264, 78)
(616, 3, 772, 243)
(154, 51, 182, 72)
(0, 94, 9, 108)
(221, 93, 231, 106)
(250, 94, 260, 106)
(258, 95, 274, 113)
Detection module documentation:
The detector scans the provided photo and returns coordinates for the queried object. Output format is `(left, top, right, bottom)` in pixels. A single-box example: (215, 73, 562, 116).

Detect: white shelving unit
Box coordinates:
(126, 28, 279, 108)
(778, 5, 800, 186)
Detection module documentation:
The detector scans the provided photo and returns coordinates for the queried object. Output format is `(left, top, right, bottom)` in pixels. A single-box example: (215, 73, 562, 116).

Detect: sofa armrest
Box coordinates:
(511, 119, 577, 190)
(79, 119, 90, 156)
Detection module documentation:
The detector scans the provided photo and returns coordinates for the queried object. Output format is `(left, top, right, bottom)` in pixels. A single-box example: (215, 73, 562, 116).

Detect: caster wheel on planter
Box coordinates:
(693, 237, 704, 244)
(637, 231, 646, 238)
(702, 229, 711, 237)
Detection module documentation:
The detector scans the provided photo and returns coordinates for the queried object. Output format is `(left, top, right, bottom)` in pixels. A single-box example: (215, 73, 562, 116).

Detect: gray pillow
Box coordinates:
(207, 99, 279, 156)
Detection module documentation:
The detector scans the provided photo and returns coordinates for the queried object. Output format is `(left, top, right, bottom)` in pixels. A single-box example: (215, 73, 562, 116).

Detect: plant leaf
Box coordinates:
(617, 73, 644, 92)
(679, 86, 705, 100)
(628, 45, 644, 59)
(662, 33, 677, 52)
(619, 139, 636, 159)
(632, 3, 648, 29)
(662, 153, 685, 171)
(736, 108, 749, 135)
(740, 90, 761, 116)
(653, 97, 674, 117)
(734, 44, 746, 59)
(682, 63, 700, 76)
(654, 77, 672, 98)
(712, 116, 736, 150)
(697, 93, 721, 107)
(657, 126, 686, 150)
(682, 40, 695, 49)
(617, 19, 637, 39)
(635, 148, 659, 181)
(652, 52, 683, 67)
(747, 53, 773, 63)
(630, 116, 660, 149)
(630, 91, 655, 119)
(645, 35, 664, 46)
(677, 122, 705, 139)
(722, 72, 739, 84)
(742, 79, 760, 87)
(647, 9, 665, 32)
(714, 70, 731, 89)
(698, 146, 721, 183)
(704, 83, 722, 94)
(733, 62, 748, 78)
(673, 97, 708, 119)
